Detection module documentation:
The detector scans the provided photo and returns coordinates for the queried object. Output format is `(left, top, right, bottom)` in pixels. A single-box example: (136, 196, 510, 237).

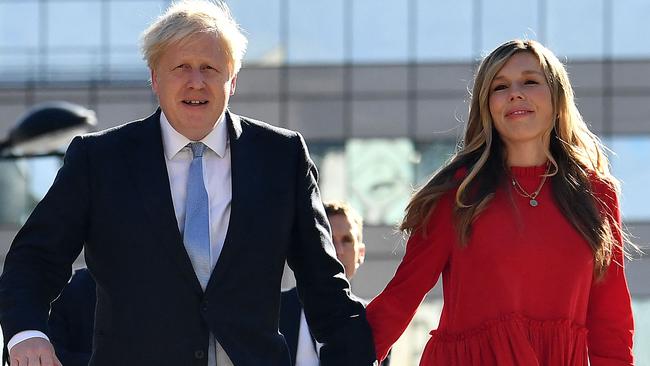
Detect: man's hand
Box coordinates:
(9, 338, 62, 366)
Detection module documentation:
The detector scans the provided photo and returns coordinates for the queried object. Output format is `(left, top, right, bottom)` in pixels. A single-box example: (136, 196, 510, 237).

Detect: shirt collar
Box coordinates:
(160, 111, 229, 159)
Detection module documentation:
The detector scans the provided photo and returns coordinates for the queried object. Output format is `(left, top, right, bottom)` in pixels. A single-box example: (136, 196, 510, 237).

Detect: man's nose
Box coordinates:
(187, 69, 206, 89)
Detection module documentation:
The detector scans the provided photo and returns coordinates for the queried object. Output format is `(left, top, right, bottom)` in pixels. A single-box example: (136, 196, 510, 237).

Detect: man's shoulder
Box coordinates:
(83, 111, 157, 141)
(66, 110, 159, 158)
(234, 113, 299, 141)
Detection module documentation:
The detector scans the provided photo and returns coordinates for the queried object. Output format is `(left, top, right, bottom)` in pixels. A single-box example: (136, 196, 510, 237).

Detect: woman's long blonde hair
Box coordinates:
(402, 40, 618, 278)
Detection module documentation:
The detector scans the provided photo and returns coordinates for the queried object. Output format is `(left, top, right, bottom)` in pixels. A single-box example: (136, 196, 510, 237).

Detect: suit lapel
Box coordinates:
(124, 109, 203, 294)
(206, 111, 244, 288)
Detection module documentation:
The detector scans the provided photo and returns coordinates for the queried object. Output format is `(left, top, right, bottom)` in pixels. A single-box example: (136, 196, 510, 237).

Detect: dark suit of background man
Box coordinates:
(0, 1, 376, 365)
(280, 202, 390, 366)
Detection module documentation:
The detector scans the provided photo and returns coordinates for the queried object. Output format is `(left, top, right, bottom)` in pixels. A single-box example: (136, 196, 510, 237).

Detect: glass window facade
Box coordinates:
(287, 0, 344, 64)
(47, 0, 102, 80)
(546, 0, 605, 59)
(0, 1, 40, 80)
(480, 0, 540, 56)
(47, 1, 101, 49)
(2, 0, 650, 77)
(607, 135, 650, 221)
(228, 0, 281, 64)
(109, 1, 162, 75)
(612, 0, 650, 58)
(416, 0, 473, 62)
(351, 0, 408, 63)
(0, 1, 39, 49)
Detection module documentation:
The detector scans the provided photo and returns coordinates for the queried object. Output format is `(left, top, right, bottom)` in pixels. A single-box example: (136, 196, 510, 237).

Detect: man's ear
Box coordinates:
(229, 74, 238, 95)
(357, 243, 366, 266)
(151, 69, 158, 94)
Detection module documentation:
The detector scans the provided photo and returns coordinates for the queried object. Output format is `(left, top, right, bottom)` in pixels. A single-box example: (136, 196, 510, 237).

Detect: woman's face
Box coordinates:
(488, 52, 554, 155)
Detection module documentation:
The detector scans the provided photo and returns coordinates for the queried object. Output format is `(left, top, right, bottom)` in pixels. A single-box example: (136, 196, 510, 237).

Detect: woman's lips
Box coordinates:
(505, 109, 533, 118)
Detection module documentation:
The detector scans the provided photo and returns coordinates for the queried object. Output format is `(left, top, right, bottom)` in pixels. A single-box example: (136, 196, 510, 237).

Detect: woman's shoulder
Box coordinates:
(584, 169, 619, 213)
(585, 170, 617, 196)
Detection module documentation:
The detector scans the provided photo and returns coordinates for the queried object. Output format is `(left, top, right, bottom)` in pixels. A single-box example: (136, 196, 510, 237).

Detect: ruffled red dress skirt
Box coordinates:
(421, 314, 588, 366)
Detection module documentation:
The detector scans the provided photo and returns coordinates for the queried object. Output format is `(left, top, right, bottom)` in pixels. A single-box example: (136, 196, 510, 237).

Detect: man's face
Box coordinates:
(328, 213, 365, 281)
(151, 33, 237, 141)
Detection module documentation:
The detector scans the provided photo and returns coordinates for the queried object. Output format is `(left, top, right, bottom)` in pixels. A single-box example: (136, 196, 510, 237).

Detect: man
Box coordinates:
(0, 1, 376, 365)
(280, 202, 389, 366)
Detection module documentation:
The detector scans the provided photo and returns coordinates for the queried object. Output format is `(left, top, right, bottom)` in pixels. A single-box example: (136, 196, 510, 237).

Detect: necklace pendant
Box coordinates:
(529, 199, 539, 207)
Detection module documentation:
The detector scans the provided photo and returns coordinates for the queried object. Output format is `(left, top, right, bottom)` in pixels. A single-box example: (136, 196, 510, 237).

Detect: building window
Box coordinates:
(0, 0, 40, 81)
(480, 0, 539, 55)
(351, 0, 408, 63)
(229, 0, 282, 65)
(416, 0, 473, 62)
(607, 135, 650, 221)
(612, 0, 650, 58)
(287, 0, 344, 64)
(546, 0, 605, 59)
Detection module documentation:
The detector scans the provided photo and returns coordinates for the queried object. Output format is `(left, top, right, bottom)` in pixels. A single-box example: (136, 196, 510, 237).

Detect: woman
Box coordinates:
(366, 40, 634, 365)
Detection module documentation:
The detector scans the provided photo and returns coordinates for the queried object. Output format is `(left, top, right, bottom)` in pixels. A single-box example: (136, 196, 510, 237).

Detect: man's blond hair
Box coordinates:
(141, 0, 247, 75)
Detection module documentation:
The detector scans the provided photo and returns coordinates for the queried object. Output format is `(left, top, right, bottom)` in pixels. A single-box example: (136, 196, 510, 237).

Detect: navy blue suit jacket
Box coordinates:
(0, 109, 376, 366)
(279, 287, 304, 365)
(48, 268, 95, 366)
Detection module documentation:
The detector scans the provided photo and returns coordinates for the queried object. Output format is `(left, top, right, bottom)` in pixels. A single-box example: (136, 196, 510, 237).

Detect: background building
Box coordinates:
(1, 0, 649, 363)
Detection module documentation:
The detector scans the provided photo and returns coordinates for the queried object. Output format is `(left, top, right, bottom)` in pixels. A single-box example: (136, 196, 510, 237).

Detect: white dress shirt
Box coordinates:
(160, 111, 231, 273)
(9, 111, 234, 366)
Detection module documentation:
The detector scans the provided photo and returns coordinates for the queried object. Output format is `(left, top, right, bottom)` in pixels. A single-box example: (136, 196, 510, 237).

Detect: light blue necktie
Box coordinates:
(184, 142, 211, 290)
(184, 143, 218, 366)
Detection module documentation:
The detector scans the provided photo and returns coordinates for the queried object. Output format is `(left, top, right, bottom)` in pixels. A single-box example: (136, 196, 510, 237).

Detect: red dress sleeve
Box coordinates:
(586, 178, 635, 365)
(366, 193, 455, 362)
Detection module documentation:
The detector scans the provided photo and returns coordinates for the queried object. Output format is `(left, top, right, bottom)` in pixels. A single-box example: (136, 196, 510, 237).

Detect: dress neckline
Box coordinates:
(509, 162, 549, 178)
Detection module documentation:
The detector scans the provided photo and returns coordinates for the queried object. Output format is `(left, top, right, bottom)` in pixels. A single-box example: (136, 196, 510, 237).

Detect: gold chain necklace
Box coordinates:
(510, 164, 550, 207)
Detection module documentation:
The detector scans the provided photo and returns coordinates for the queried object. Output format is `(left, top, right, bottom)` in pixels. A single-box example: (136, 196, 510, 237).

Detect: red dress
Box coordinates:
(366, 165, 634, 365)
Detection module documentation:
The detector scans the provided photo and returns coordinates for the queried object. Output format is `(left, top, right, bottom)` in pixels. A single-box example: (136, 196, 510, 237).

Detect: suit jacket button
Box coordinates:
(202, 300, 208, 311)
(194, 350, 205, 359)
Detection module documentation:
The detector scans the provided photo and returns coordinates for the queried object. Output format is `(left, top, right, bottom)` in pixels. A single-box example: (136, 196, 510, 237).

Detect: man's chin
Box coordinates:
(182, 113, 220, 127)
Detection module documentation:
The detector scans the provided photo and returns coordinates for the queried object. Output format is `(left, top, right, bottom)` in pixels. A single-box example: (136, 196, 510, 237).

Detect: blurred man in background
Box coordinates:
(280, 201, 389, 365)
